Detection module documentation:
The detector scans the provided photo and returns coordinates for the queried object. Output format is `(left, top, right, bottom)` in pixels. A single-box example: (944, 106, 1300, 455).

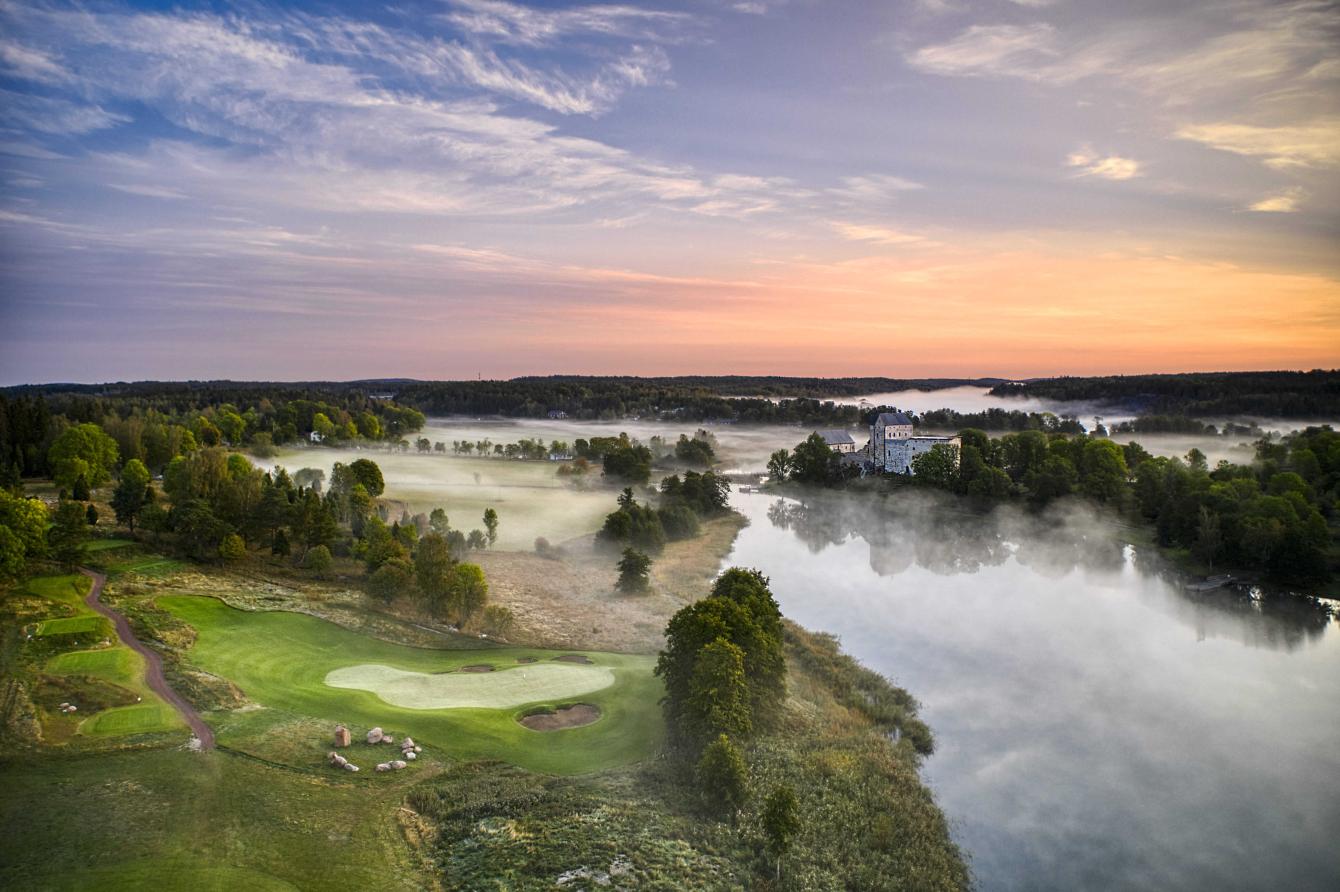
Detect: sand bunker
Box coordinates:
(516, 657, 538, 664)
(553, 654, 593, 664)
(519, 704, 601, 731)
(324, 662, 615, 710)
(460, 664, 495, 673)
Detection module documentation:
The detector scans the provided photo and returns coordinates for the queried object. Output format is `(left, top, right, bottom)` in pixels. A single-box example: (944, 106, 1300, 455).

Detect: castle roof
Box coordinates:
(876, 411, 913, 426)
(815, 429, 855, 446)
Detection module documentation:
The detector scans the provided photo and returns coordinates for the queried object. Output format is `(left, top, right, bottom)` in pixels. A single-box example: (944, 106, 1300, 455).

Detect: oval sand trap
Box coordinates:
(519, 703, 601, 731)
(324, 662, 615, 710)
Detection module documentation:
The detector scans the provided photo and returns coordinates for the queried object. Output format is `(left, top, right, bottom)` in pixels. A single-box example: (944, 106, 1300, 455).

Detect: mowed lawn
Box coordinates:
(160, 596, 664, 774)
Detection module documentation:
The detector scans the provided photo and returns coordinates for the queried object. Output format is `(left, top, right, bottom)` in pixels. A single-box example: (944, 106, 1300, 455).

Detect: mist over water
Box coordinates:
(724, 489, 1340, 891)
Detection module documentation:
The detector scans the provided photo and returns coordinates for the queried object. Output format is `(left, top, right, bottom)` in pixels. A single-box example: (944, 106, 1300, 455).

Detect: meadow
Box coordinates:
(161, 595, 662, 774)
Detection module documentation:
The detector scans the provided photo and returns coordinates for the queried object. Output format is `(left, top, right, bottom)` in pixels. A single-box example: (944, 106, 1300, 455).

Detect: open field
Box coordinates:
(161, 595, 662, 774)
(268, 444, 616, 549)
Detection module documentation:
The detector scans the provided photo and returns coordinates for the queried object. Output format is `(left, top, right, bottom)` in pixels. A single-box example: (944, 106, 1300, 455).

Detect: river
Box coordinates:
(723, 487, 1340, 891)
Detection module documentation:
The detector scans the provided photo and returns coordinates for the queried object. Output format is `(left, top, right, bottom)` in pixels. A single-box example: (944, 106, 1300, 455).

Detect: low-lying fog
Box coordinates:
(725, 488, 1340, 892)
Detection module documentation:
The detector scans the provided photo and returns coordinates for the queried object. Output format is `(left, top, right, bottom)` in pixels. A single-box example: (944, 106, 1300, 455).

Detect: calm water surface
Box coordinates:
(723, 489, 1340, 891)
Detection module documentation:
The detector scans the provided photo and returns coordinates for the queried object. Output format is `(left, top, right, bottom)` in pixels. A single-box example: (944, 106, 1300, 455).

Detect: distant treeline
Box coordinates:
(0, 385, 425, 480)
(991, 370, 1340, 418)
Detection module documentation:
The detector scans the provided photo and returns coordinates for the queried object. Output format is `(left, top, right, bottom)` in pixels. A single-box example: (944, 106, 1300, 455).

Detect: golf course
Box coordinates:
(161, 596, 662, 774)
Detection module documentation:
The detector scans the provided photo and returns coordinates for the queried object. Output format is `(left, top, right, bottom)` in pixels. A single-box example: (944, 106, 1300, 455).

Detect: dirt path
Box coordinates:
(80, 568, 215, 750)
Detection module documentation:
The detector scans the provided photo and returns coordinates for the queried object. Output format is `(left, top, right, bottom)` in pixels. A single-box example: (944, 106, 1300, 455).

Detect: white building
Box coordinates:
(870, 412, 959, 475)
(815, 429, 857, 454)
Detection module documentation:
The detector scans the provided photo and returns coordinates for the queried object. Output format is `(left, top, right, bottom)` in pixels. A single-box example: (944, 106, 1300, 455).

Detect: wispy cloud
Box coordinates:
(830, 222, 933, 246)
(1248, 187, 1306, 213)
(1175, 119, 1340, 169)
(1066, 146, 1141, 180)
(441, 0, 694, 48)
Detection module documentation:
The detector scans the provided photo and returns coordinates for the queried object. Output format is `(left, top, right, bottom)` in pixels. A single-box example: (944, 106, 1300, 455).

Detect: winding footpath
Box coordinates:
(79, 568, 215, 750)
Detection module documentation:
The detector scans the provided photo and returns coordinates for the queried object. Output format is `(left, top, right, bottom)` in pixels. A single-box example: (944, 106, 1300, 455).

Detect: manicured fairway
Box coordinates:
(159, 596, 663, 774)
(325, 662, 615, 709)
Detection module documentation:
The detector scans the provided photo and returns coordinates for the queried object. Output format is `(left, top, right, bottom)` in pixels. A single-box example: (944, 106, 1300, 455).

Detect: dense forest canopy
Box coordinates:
(991, 370, 1340, 418)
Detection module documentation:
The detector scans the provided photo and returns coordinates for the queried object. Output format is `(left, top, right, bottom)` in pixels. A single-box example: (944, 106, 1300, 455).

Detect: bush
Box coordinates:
(218, 533, 246, 561)
(303, 544, 333, 578)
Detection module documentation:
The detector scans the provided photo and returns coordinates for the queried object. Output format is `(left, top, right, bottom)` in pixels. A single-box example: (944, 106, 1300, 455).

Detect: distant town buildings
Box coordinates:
(547, 409, 568, 419)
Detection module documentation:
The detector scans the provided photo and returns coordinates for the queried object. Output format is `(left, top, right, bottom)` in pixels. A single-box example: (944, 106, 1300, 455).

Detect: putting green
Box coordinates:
(325, 662, 615, 709)
(158, 595, 663, 774)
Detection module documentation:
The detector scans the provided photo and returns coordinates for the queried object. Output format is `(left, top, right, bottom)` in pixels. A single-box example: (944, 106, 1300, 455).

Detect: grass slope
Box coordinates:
(0, 747, 431, 890)
(160, 595, 663, 774)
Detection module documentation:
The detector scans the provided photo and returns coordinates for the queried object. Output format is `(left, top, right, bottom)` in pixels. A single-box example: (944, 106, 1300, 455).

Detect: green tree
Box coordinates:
(85, 504, 99, 527)
(696, 734, 748, 822)
(219, 533, 246, 561)
(368, 557, 414, 603)
(1193, 506, 1222, 568)
(760, 784, 801, 882)
(271, 527, 291, 556)
(766, 449, 790, 483)
(0, 490, 47, 581)
(415, 533, 454, 617)
(48, 500, 89, 569)
(911, 443, 958, 489)
(1080, 438, 1129, 503)
(111, 458, 153, 531)
(686, 637, 752, 742)
(617, 547, 653, 593)
(483, 508, 499, 546)
(347, 458, 385, 496)
(48, 423, 119, 490)
(449, 562, 489, 625)
(789, 433, 841, 485)
(71, 474, 91, 501)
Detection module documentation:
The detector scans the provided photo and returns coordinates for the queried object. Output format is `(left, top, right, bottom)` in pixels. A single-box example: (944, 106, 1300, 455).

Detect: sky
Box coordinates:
(0, 0, 1337, 384)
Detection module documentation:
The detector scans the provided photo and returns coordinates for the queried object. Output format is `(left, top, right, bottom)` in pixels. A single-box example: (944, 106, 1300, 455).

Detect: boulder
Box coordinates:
(391, 760, 407, 770)
(400, 737, 415, 750)
(366, 727, 384, 744)
(383, 735, 394, 745)
(344, 762, 359, 772)
(375, 763, 391, 772)
(405, 752, 417, 761)
(333, 725, 351, 747)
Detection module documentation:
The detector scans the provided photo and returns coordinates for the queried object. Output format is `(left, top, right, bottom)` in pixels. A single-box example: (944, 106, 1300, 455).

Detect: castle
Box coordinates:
(870, 411, 960, 474)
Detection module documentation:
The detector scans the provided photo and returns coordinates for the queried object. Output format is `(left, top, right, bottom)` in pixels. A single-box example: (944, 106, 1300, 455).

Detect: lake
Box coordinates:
(724, 487, 1340, 891)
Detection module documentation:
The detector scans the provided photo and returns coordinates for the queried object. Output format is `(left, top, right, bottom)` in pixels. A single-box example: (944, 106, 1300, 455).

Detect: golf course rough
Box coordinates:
(325, 662, 616, 710)
(158, 595, 663, 774)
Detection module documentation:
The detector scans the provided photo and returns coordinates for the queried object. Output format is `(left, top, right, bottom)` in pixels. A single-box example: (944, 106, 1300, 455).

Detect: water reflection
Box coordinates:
(762, 491, 1331, 653)
(726, 489, 1340, 892)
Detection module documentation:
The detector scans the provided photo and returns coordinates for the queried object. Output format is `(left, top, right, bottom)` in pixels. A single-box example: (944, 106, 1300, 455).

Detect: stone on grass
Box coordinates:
(375, 763, 391, 772)
(405, 752, 417, 761)
(333, 724, 351, 747)
(366, 726, 384, 744)
(383, 735, 394, 744)
(391, 760, 407, 770)
(344, 762, 359, 772)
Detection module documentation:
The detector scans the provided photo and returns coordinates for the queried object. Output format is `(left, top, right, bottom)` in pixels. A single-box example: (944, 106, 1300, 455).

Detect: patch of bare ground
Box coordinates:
(459, 664, 494, 673)
(552, 654, 592, 664)
(518, 703, 601, 731)
(473, 512, 746, 654)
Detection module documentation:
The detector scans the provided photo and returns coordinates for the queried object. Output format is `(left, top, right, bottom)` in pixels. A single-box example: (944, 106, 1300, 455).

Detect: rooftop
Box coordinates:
(876, 411, 914, 426)
(816, 429, 855, 446)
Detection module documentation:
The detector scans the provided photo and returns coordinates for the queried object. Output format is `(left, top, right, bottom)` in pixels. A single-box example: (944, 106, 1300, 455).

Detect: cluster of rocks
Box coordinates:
(329, 725, 422, 774)
(327, 751, 360, 772)
(58, 702, 78, 714)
